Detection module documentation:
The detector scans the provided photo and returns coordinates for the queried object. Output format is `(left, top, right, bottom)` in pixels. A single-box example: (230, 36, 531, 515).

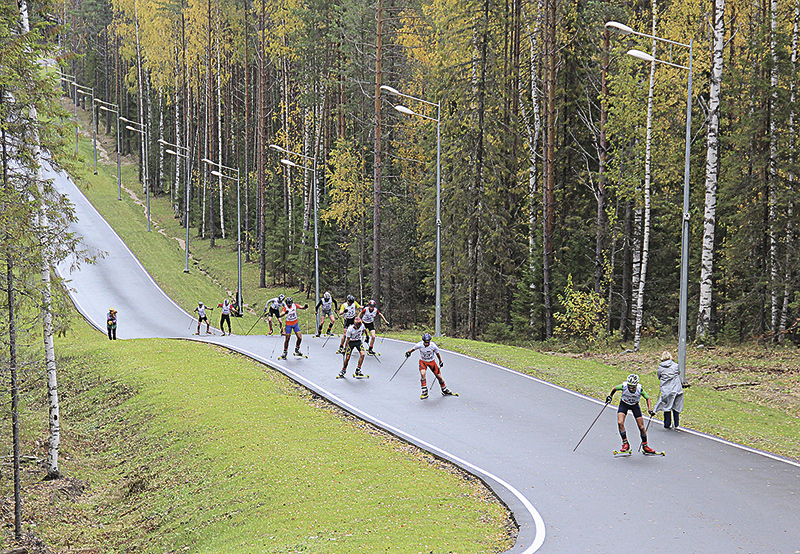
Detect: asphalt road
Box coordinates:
(52, 168, 800, 554)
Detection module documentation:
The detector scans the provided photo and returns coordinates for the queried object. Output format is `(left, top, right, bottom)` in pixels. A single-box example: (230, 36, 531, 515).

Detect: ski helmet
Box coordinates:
(626, 373, 639, 386)
(285, 297, 293, 306)
(324, 291, 331, 301)
(199, 302, 203, 307)
(347, 294, 355, 302)
(354, 316, 362, 325)
(223, 299, 229, 306)
(422, 332, 432, 342)
(368, 299, 376, 307)
(278, 294, 285, 302)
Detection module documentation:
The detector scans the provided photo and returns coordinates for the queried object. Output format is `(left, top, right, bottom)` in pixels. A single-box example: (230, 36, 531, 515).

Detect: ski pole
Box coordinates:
(245, 315, 263, 335)
(389, 355, 410, 382)
(573, 399, 611, 452)
(638, 411, 655, 453)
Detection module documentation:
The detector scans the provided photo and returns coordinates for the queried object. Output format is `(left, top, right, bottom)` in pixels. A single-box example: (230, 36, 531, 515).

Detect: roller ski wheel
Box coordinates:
(441, 388, 458, 397)
(353, 370, 369, 379)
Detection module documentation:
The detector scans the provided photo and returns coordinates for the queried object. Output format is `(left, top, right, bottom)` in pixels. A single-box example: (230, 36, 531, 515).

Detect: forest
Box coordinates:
(49, 0, 800, 345)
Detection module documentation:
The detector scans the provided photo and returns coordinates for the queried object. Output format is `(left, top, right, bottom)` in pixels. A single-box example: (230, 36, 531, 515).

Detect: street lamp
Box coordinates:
(380, 84, 443, 337)
(606, 21, 693, 385)
(96, 100, 121, 200)
(74, 85, 97, 174)
(120, 116, 150, 231)
(269, 143, 320, 332)
(160, 138, 192, 273)
(56, 72, 77, 153)
(202, 158, 242, 311)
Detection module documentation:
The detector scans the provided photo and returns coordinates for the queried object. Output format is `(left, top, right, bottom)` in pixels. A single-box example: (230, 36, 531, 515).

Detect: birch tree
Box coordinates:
(697, 0, 725, 340)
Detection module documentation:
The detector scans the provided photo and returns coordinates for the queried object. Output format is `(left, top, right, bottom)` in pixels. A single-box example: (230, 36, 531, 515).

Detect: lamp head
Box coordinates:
(394, 105, 416, 116)
(380, 85, 401, 95)
(627, 49, 655, 63)
(605, 21, 633, 35)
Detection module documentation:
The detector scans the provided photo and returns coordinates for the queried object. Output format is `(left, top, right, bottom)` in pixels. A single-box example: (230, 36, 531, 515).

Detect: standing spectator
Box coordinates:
(654, 351, 684, 429)
(106, 308, 117, 340)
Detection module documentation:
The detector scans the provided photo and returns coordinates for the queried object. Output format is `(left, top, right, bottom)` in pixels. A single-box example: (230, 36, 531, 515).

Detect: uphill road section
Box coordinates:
(51, 167, 800, 553)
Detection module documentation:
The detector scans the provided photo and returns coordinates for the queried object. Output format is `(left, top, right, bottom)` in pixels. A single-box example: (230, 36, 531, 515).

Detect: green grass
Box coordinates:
(25, 316, 510, 553)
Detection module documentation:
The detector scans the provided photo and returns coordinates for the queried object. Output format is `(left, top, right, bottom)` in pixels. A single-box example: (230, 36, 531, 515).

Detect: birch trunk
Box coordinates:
(769, 0, 779, 332)
(521, 2, 542, 331)
(697, 0, 725, 339)
(780, 1, 799, 341)
(19, 0, 61, 481)
(633, 7, 658, 352)
(217, 29, 225, 240)
(373, 0, 383, 304)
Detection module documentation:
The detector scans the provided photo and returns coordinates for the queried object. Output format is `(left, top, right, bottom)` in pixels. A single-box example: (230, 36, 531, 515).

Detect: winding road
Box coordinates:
(52, 167, 800, 554)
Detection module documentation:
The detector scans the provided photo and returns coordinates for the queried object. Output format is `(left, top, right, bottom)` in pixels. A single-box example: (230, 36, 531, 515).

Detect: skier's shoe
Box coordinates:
(441, 388, 458, 396)
(368, 348, 375, 355)
(326, 330, 334, 336)
(336, 368, 346, 379)
(354, 368, 366, 378)
(420, 387, 429, 400)
(221, 332, 226, 336)
(314, 333, 321, 338)
(642, 443, 656, 455)
(268, 329, 273, 335)
(294, 349, 303, 357)
(620, 441, 631, 453)
(278, 351, 288, 360)
(336, 347, 344, 354)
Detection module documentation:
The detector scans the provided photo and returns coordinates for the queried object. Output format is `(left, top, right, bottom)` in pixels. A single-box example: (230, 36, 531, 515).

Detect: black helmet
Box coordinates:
(285, 297, 293, 305)
(278, 294, 285, 302)
(422, 332, 432, 342)
(347, 294, 355, 302)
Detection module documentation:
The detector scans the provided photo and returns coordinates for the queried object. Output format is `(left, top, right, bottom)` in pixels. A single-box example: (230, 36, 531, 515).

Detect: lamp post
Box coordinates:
(269, 144, 320, 332)
(160, 138, 192, 273)
(120, 116, 150, 231)
(202, 158, 242, 311)
(606, 21, 693, 385)
(56, 72, 77, 153)
(74, 85, 97, 174)
(380, 85, 442, 337)
(96, 100, 121, 200)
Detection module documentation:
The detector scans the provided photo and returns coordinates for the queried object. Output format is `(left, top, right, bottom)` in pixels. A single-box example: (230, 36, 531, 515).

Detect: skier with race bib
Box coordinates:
(336, 295, 361, 354)
(606, 373, 657, 454)
(218, 298, 236, 335)
(359, 299, 389, 355)
(193, 302, 213, 335)
(315, 291, 338, 337)
(337, 316, 368, 379)
(278, 297, 309, 359)
(404, 333, 457, 400)
(263, 294, 285, 335)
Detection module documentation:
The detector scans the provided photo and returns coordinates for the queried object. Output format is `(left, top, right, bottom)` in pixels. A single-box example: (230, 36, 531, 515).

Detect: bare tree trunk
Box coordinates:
(542, 0, 556, 338)
(595, 26, 609, 296)
(373, 0, 383, 304)
(258, 0, 266, 287)
(522, 2, 542, 332)
(769, 0, 780, 333)
(633, 6, 658, 352)
(244, 0, 251, 262)
(697, 0, 725, 339)
(780, 0, 799, 341)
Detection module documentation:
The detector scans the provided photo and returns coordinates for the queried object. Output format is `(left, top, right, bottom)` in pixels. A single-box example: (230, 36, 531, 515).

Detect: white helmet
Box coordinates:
(626, 373, 639, 386)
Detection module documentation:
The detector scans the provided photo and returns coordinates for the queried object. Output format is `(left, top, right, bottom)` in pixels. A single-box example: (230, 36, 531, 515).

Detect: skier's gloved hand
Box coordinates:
(439, 361, 444, 368)
(405, 351, 411, 358)
(304, 304, 309, 309)
(605, 395, 613, 404)
(648, 410, 655, 416)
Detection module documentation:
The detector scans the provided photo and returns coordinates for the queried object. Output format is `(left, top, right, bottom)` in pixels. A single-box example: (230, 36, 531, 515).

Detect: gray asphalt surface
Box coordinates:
(52, 167, 800, 554)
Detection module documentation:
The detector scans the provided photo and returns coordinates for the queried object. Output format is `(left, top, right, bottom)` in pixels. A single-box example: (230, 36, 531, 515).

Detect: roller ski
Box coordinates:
(420, 387, 429, 400)
(336, 368, 346, 379)
(642, 444, 665, 456)
(278, 351, 288, 360)
(353, 368, 369, 379)
(293, 349, 308, 358)
(441, 387, 458, 397)
(613, 441, 632, 457)
(367, 349, 381, 363)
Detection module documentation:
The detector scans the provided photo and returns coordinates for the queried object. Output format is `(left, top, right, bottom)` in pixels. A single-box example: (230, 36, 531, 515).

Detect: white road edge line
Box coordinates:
(380, 337, 800, 469)
(204, 342, 547, 554)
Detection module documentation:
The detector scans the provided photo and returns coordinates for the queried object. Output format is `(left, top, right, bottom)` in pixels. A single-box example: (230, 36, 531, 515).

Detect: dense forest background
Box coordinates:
(53, 0, 799, 345)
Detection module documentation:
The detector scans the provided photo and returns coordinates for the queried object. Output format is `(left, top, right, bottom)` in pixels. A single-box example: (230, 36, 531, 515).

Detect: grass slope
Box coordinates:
(16, 318, 510, 553)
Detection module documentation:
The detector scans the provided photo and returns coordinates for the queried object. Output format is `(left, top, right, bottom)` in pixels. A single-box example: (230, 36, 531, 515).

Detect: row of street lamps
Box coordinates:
(59, 25, 689, 357)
